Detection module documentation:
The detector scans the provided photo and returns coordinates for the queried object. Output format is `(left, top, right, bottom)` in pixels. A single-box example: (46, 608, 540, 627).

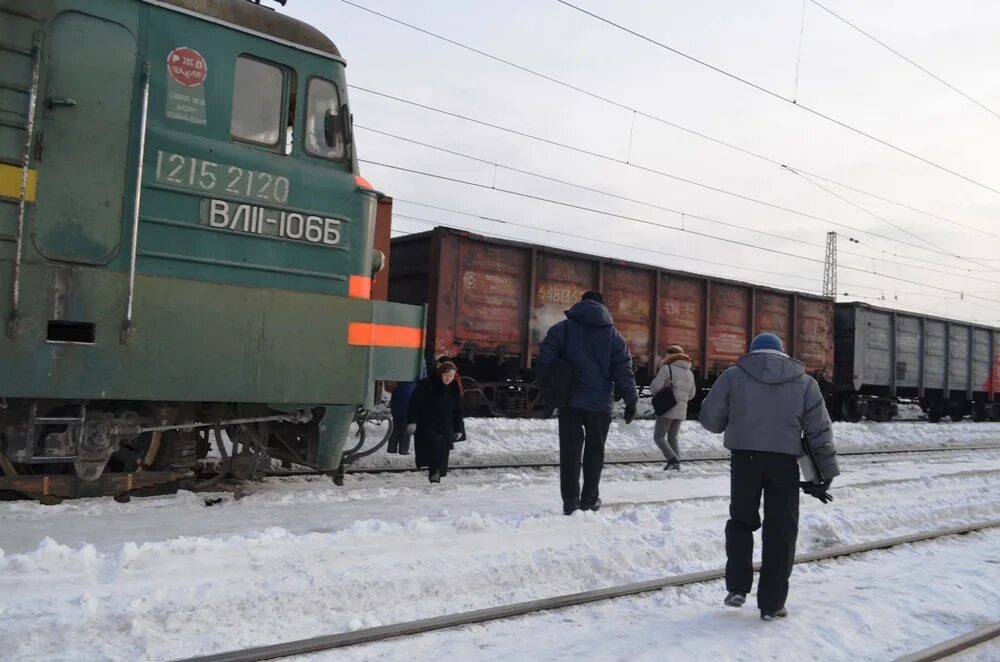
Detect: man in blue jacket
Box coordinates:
(699, 332, 838, 621)
(387, 380, 418, 454)
(537, 291, 638, 516)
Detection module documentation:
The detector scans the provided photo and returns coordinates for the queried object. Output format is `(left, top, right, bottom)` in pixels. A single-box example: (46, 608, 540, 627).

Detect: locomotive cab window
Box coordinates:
(304, 77, 346, 160)
(231, 56, 286, 146)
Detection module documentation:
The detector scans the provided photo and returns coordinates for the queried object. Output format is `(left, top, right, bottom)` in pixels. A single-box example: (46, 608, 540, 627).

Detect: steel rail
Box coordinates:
(331, 443, 1000, 476)
(175, 520, 1000, 662)
(894, 622, 1000, 662)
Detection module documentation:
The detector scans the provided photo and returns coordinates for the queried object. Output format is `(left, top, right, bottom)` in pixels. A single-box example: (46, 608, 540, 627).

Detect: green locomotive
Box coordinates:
(0, 0, 425, 499)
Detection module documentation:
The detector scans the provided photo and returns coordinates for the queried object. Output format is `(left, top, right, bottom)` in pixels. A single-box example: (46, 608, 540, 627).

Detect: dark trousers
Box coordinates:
(558, 407, 611, 507)
(387, 416, 411, 454)
(420, 430, 451, 477)
(725, 450, 800, 613)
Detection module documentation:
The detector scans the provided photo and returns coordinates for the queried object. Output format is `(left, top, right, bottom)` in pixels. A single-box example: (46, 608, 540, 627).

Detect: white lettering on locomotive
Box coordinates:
(156, 151, 290, 204)
(205, 199, 341, 246)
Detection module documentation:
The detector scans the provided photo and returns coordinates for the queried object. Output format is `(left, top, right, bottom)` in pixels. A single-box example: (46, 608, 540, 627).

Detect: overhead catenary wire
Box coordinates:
(357, 124, 1000, 286)
(391, 207, 827, 287)
(351, 86, 992, 273)
(392, 219, 1000, 322)
(785, 168, 1000, 274)
(394, 198, 1000, 301)
(555, 0, 1000, 199)
(334, 0, 1000, 247)
(808, 0, 1000, 124)
(363, 158, 1000, 311)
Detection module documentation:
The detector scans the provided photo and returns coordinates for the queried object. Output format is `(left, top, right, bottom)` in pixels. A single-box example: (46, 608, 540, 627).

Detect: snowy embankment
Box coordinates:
(355, 419, 1000, 468)
(324, 528, 1000, 662)
(1, 435, 999, 661)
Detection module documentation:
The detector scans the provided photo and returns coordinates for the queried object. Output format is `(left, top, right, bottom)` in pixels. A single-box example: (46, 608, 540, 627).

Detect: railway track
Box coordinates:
(174, 519, 1000, 662)
(260, 443, 1000, 478)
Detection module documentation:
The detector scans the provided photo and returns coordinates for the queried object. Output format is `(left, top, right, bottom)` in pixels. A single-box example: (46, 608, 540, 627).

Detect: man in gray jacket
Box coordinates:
(699, 332, 838, 621)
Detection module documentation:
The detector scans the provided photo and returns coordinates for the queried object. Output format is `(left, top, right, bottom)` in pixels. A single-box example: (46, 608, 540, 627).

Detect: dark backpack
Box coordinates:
(538, 323, 576, 408)
(652, 365, 678, 416)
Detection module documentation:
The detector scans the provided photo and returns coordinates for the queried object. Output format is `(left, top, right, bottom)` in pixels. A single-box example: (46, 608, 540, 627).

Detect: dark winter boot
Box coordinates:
(760, 607, 788, 621)
(563, 500, 580, 516)
(429, 470, 441, 484)
(581, 497, 602, 512)
(723, 591, 746, 608)
(664, 459, 681, 471)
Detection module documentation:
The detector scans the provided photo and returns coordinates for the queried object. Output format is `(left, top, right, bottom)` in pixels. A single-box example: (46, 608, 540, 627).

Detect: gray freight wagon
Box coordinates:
(834, 302, 1000, 422)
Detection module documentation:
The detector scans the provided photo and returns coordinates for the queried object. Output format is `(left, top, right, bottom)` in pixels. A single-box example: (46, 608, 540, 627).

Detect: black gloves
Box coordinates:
(623, 401, 637, 424)
(800, 480, 834, 504)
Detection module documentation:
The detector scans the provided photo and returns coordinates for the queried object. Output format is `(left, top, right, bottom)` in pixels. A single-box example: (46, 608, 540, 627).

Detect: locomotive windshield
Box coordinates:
(231, 56, 285, 146)
(305, 77, 345, 160)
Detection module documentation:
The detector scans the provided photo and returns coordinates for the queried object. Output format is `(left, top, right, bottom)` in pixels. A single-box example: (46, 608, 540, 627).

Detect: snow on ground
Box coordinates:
(355, 419, 1000, 468)
(1, 421, 999, 661)
(323, 528, 1000, 662)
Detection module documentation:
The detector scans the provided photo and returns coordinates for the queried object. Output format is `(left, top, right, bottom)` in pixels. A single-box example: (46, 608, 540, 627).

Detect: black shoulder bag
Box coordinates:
(652, 365, 678, 416)
(538, 323, 576, 409)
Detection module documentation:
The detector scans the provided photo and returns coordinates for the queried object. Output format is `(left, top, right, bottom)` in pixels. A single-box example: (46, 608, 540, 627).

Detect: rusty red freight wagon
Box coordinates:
(389, 227, 834, 416)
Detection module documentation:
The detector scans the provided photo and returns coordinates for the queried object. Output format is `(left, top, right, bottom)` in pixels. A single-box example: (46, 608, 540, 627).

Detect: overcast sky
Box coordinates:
(286, 0, 1000, 325)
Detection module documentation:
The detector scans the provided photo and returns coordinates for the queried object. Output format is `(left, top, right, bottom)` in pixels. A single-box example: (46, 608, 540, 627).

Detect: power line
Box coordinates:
(336, 0, 1000, 247)
(363, 158, 1000, 307)
(357, 123, 1000, 283)
(392, 201, 825, 285)
(784, 167, 1000, 245)
(555, 0, 1000, 198)
(351, 86, 989, 270)
(390, 206, 1000, 321)
(390, 212, 827, 294)
(808, 0, 1000, 123)
(365, 158, 821, 263)
(357, 125, 825, 252)
(786, 168, 1000, 274)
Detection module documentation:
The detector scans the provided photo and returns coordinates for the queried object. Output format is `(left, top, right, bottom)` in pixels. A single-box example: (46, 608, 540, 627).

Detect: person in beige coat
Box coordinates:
(650, 345, 697, 470)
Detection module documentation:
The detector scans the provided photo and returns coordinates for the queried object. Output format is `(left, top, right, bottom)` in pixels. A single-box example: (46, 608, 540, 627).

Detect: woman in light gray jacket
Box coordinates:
(650, 345, 697, 470)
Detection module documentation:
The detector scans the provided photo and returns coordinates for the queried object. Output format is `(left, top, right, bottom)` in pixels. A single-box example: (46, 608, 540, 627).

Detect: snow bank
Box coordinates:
(1, 457, 997, 661)
(356, 418, 1000, 467)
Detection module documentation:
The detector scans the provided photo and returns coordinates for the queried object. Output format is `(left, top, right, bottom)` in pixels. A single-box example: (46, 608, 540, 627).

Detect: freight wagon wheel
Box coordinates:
(949, 412, 965, 423)
(970, 403, 986, 423)
(841, 395, 865, 423)
(927, 409, 942, 423)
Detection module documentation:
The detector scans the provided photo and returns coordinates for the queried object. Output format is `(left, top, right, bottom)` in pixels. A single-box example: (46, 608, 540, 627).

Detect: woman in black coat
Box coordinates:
(406, 361, 465, 483)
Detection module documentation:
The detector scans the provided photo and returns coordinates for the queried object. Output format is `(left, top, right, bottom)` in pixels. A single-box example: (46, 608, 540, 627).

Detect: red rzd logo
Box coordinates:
(167, 47, 208, 87)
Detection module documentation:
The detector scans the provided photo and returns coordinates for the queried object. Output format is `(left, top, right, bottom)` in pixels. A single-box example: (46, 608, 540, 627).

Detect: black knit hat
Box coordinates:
(581, 291, 604, 304)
